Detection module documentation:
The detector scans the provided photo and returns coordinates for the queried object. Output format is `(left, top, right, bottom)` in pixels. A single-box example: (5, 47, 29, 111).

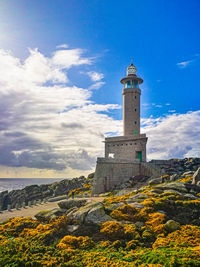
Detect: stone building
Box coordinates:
(92, 62, 161, 195)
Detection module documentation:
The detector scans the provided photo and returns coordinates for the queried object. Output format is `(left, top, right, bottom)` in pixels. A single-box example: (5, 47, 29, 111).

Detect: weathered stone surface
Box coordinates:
(114, 188, 136, 197)
(164, 220, 180, 232)
(85, 204, 113, 224)
(148, 177, 163, 185)
(192, 167, 200, 185)
(184, 193, 198, 200)
(183, 171, 194, 177)
(58, 199, 87, 210)
(35, 208, 66, 222)
(170, 174, 178, 181)
(71, 202, 101, 224)
(69, 201, 113, 225)
(68, 225, 80, 233)
(154, 182, 188, 193)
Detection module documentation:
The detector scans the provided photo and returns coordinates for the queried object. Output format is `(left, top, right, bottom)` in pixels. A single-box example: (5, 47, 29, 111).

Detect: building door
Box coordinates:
(137, 151, 142, 162)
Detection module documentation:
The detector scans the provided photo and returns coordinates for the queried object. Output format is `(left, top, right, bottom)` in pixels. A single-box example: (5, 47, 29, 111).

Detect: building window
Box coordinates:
(135, 95, 137, 99)
(135, 108, 137, 112)
(135, 121, 137, 124)
(130, 143, 132, 145)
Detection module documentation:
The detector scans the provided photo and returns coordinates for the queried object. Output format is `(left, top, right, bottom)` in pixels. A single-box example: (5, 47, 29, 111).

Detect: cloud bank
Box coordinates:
(0, 46, 200, 177)
(0, 47, 121, 174)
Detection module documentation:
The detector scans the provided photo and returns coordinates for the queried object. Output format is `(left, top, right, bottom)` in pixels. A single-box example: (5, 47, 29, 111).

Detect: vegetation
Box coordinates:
(1, 175, 200, 266)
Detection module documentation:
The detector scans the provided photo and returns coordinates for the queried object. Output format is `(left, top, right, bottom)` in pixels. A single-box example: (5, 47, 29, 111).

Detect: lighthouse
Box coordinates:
(92, 61, 150, 195)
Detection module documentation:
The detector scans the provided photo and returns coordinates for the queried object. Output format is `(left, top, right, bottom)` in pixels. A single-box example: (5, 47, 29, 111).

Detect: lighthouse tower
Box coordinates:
(121, 63, 143, 136)
(104, 62, 147, 162)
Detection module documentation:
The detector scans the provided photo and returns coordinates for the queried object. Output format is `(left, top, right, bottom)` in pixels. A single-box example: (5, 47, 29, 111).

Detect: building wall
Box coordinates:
(91, 158, 162, 195)
(105, 136, 147, 162)
(123, 88, 141, 136)
(91, 158, 141, 194)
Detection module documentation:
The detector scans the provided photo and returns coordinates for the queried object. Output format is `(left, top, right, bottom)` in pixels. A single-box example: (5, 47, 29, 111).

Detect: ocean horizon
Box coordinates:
(0, 178, 68, 193)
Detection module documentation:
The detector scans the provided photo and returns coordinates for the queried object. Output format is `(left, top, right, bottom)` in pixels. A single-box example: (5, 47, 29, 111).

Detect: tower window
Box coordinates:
(135, 108, 137, 112)
(135, 96, 137, 99)
(135, 121, 137, 124)
(126, 81, 131, 88)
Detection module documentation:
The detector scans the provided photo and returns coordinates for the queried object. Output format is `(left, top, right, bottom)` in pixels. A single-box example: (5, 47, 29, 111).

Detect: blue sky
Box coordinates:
(0, 0, 200, 177)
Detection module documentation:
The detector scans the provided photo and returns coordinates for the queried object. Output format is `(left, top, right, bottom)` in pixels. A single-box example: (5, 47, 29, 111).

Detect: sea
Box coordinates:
(0, 178, 66, 193)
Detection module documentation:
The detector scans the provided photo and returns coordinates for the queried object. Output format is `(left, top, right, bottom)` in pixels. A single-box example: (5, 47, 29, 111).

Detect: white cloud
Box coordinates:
(51, 48, 92, 69)
(89, 81, 105, 90)
(87, 71, 104, 81)
(142, 111, 200, 160)
(0, 47, 122, 175)
(168, 110, 176, 113)
(176, 60, 193, 68)
(56, 44, 69, 49)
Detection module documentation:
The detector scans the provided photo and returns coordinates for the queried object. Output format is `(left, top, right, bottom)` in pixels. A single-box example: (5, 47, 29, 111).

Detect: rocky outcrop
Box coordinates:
(150, 158, 200, 175)
(58, 199, 88, 210)
(68, 201, 113, 225)
(0, 176, 88, 210)
(192, 167, 200, 185)
(35, 208, 66, 222)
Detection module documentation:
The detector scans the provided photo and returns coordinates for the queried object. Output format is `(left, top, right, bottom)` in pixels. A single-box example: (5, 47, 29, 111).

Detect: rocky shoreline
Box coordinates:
(0, 174, 94, 211)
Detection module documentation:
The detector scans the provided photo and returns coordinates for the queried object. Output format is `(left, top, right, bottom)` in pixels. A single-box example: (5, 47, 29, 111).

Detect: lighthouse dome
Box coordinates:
(127, 63, 137, 76)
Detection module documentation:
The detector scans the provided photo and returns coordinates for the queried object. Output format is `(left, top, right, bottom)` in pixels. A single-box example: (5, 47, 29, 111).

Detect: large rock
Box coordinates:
(148, 177, 163, 185)
(192, 167, 200, 185)
(58, 199, 87, 210)
(114, 188, 136, 197)
(154, 182, 188, 193)
(71, 202, 100, 224)
(183, 171, 194, 177)
(85, 203, 113, 224)
(70, 201, 113, 225)
(164, 220, 180, 233)
(35, 208, 66, 222)
(126, 193, 149, 203)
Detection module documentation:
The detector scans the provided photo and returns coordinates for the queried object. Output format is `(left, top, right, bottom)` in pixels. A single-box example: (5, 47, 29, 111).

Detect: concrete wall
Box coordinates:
(91, 158, 163, 195)
(92, 158, 141, 195)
